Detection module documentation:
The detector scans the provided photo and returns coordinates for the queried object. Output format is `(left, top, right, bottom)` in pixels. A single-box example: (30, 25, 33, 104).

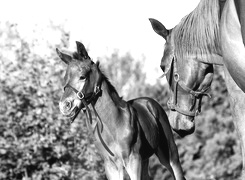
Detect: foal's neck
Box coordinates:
(93, 80, 126, 122)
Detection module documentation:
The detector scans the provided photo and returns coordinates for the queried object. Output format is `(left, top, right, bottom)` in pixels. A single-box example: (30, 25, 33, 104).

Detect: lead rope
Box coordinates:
(82, 99, 92, 124)
(91, 105, 103, 133)
(81, 100, 114, 157)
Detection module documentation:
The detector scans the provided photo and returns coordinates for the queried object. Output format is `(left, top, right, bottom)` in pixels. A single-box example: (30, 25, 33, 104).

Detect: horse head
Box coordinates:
(150, 18, 214, 137)
(56, 41, 102, 123)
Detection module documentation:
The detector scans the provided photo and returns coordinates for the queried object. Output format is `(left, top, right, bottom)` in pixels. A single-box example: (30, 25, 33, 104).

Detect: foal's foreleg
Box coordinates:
(155, 133, 186, 180)
(125, 154, 150, 180)
(140, 159, 150, 180)
(104, 160, 124, 180)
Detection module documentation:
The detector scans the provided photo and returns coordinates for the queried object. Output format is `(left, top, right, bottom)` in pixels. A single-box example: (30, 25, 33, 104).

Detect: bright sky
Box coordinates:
(2, 0, 200, 83)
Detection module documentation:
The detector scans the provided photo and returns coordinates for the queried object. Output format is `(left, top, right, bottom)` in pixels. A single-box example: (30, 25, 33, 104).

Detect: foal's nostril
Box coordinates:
(64, 100, 72, 110)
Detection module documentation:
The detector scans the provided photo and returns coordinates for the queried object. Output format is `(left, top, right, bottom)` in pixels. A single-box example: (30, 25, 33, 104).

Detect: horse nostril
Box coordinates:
(64, 100, 72, 110)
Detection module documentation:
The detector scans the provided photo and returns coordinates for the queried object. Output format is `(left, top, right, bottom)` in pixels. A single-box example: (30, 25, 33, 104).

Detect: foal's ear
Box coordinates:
(56, 48, 72, 64)
(149, 18, 169, 40)
(95, 61, 100, 67)
(76, 41, 90, 59)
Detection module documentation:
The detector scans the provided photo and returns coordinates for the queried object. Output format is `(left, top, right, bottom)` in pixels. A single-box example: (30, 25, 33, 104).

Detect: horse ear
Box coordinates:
(149, 18, 169, 40)
(76, 41, 90, 59)
(96, 61, 100, 67)
(56, 48, 72, 64)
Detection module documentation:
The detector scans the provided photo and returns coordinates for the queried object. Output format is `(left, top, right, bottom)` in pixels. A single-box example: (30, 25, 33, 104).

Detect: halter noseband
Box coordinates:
(64, 83, 100, 102)
(167, 58, 211, 117)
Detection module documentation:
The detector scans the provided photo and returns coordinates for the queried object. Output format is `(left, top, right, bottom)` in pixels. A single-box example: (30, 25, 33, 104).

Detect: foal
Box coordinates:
(57, 41, 186, 180)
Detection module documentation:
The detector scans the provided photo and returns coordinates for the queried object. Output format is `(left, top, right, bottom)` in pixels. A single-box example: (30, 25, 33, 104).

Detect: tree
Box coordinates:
(100, 51, 147, 100)
(0, 22, 105, 180)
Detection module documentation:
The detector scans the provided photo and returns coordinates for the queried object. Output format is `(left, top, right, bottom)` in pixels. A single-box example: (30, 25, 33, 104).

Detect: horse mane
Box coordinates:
(97, 62, 124, 106)
(173, 0, 221, 59)
(73, 52, 79, 59)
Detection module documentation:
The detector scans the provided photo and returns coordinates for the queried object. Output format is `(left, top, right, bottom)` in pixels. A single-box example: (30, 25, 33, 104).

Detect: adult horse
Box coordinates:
(56, 41, 186, 180)
(149, 0, 245, 178)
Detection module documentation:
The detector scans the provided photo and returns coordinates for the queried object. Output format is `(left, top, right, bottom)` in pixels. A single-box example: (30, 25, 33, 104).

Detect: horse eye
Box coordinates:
(80, 76, 86, 80)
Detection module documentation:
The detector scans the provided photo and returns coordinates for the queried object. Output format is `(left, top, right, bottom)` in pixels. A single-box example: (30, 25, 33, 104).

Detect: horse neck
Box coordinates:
(185, 53, 223, 65)
(93, 80, 126, 124)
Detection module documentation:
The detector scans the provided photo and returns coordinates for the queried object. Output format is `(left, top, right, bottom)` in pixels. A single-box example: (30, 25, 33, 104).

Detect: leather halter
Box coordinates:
(167, 58, 211, 117)
(64, 77, 115, 157)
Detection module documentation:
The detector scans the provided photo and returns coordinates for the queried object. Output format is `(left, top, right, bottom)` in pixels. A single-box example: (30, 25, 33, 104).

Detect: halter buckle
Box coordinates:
(94, 85, 102, 96)
(195, 109, 201, 116)
(174, 73, 180, 82)
(76, 91, 85, 100)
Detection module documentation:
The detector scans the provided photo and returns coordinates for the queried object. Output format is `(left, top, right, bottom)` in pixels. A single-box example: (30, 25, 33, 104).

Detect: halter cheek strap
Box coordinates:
(167, 74, 211, 117)
(167, 58, 211, 117)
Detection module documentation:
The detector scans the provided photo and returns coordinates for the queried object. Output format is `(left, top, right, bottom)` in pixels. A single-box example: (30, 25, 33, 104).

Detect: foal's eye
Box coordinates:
(80, 76, 86, 80)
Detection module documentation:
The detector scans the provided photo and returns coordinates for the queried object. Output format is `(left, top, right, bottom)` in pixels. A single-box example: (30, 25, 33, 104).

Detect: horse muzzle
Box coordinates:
(168, 111, 195, 137)
(59, 100, 83, 123)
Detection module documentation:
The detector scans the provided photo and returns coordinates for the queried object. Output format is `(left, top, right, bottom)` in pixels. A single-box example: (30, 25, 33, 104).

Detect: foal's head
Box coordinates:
(150, 19, 214, 137)
(57, 41, 101, 122)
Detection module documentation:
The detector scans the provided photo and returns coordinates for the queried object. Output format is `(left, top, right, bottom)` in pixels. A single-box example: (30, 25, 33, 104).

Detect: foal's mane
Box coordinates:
(72, 52, 80, 59)
(72, 52, 118, 97)
(97, 62, 124, 106)
(173, 0, 221, 59)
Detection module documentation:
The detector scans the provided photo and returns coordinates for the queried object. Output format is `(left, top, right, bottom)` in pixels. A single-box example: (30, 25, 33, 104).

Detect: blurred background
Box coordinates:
(0, 0, 242, 179)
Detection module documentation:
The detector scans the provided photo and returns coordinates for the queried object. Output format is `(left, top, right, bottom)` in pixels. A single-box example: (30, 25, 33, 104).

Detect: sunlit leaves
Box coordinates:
(0, 22, 104, 180)
(0, 22, 241, 180)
